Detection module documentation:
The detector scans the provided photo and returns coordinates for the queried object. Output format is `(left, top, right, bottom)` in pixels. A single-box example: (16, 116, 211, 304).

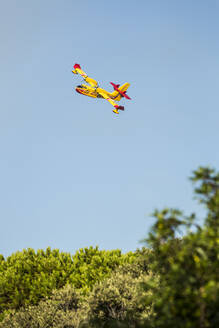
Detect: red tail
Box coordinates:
(110, 82, 131, 100)
(111, 83, 120, 89)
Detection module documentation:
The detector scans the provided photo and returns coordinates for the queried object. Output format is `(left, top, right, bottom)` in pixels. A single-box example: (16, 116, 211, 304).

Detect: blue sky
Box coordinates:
(1, 0, 219, 257)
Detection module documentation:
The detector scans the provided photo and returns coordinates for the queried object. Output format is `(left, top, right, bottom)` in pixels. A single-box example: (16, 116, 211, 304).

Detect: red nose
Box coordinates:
(76, 88, 83, 94)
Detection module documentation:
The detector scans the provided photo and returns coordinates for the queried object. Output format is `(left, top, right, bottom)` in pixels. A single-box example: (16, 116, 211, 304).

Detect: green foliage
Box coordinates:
(0, 285, 86, 328)
(191, 166, 219, 226)
(141, 166, 219, 328)
(0, 246, 135, 320)
(0, 261, 153, 328)
(70, 247, 135, 293)
(1, 165, 218, 328)
(0, 247, 73, 317)
(81, 263, 154, 328)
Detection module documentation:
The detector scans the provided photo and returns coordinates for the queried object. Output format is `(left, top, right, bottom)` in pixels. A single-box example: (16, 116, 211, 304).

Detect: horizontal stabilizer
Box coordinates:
(110, 82, 131, 100)
(111, 83, 120, 89)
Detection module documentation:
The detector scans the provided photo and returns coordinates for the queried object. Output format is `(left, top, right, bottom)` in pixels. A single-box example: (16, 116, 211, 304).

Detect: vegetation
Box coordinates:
(0, 166, 218, 327)
(0, 246, 135, 320)
(0, 285, 84, 328)
(141, 166, 219, 328)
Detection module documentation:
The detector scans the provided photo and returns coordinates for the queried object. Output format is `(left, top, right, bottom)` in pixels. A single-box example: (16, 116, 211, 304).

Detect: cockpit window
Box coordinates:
(76, 85, 82, 88)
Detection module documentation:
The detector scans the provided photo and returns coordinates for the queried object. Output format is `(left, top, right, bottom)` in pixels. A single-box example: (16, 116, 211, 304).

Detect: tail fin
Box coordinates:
(109, 83, 131, 101)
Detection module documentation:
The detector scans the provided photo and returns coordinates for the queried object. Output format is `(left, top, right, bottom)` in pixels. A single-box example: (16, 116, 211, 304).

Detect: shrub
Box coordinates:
(82, 264, 154, 328)
(0, 246, 135, 320)
(0, 285, 86, 328)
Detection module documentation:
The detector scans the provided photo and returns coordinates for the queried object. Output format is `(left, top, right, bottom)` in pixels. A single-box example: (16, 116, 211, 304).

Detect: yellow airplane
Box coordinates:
(72, 64, 131, 114)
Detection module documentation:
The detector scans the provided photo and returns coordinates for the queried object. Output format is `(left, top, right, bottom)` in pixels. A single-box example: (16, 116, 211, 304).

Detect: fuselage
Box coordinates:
(75, 84, 111, 99)
(76, 84, 99, 98)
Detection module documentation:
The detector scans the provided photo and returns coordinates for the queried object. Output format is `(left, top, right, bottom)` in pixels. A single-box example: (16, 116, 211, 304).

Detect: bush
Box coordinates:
(0, 246, 135, 320)
(0, 285, 86, 328)
(82, 263, 154, 328)
(0, 261, 154, 328)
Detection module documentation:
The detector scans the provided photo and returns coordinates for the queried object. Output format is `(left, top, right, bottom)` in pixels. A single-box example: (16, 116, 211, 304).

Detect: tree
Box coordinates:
(0, 285, 85, 328)
(141, 167, 219, 328)
(0, 262, 152, 328)
(0, 246, 135, 320)
(82, 263, 154, 328)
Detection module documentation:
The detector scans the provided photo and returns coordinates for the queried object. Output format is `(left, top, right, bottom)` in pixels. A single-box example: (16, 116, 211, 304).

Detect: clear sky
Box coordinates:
(1, 0, 219, 257)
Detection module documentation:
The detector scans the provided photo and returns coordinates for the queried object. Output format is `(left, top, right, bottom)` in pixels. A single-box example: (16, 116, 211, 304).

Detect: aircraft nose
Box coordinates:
(75, 87, 83, 94)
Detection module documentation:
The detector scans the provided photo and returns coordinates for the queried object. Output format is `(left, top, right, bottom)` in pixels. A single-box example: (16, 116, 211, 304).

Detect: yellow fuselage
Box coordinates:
(75, 84, 110, 99)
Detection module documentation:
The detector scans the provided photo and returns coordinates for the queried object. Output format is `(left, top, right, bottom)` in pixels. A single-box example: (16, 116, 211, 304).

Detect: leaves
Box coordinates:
(0, 166, 219, 328)
(0, 246, 135, 320)
(141, 166, 219, 328)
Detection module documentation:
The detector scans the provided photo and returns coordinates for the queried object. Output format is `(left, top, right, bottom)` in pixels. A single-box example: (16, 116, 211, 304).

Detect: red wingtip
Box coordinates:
(74, 63, 81, 69)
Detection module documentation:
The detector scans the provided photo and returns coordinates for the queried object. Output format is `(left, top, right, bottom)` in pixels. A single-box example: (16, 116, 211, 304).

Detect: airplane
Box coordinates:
(72, 64, 131, 114)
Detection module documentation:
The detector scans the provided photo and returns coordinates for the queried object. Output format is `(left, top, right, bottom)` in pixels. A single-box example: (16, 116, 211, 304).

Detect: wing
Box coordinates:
(72, 64, 98, 88)
(97, 88, 124, 114)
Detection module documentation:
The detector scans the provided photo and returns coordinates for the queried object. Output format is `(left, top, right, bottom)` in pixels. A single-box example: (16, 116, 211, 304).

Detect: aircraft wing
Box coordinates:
(72, 64, 98, 87)
(97, 88, 124, 114)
